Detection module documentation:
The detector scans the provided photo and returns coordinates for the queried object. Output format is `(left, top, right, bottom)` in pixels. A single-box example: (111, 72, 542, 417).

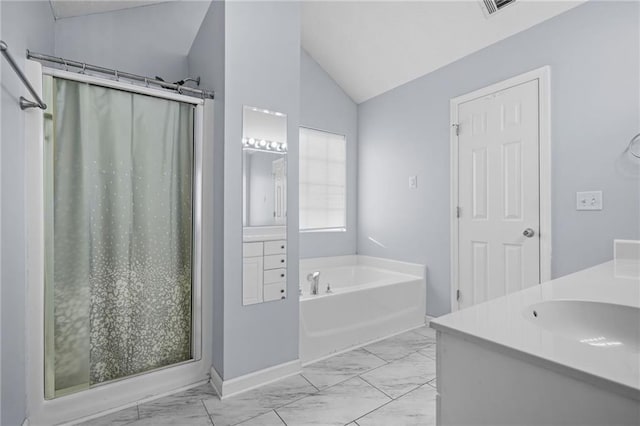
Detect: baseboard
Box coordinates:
(425, 315, 435, 326)
(210, 359, 301, 400)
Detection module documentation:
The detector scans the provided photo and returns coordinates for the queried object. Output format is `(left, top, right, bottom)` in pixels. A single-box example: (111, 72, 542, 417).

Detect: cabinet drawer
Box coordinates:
(264, 254, 287, 270)
(264, 268, 286, 284)
(243, 242, 263, 257)
(264, 240, 287, 255)
(264, 282, 286, 302)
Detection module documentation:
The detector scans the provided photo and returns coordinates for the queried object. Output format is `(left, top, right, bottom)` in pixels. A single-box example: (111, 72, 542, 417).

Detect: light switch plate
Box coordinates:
(576, 191, 603, 210)
(409, 175, 418, 189)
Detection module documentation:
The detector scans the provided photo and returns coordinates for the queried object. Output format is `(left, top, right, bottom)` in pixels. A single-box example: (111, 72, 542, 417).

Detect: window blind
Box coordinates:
(299, 127, 346, 230)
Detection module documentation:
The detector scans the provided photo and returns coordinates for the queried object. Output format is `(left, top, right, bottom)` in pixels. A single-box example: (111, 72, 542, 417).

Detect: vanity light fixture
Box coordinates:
(241, 138, 287, 153)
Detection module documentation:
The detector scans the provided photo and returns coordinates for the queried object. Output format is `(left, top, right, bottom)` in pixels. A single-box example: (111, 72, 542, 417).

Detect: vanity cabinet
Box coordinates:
(242, 255, 264, 305)
(242, 240, 287, 305)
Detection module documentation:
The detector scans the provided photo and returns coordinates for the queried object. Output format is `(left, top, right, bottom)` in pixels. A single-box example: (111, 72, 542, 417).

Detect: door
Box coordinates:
(456, 79, 540, 310)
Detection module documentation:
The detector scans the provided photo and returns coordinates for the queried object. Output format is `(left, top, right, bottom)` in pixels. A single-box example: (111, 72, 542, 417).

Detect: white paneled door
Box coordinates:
(456, 79, 540, 310)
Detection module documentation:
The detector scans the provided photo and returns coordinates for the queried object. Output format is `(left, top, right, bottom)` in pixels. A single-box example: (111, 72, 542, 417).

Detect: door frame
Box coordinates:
(25, 61, 214, 425)
(449, 66, 552, 312)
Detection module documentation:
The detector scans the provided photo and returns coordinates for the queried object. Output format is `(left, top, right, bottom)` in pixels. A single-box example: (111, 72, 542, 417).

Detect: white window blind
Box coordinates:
(299, 127, 346, 231)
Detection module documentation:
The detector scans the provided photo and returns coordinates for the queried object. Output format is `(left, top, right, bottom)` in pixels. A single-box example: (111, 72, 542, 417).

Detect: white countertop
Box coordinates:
(431, 261, 640, 401)
(243, 226, 286, 242)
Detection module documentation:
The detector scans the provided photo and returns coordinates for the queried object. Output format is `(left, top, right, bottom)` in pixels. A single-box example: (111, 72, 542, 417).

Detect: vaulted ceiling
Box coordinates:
(49, 0, 173, 19)
(47, 0, 587, 103)
(301, 1, 586, 103)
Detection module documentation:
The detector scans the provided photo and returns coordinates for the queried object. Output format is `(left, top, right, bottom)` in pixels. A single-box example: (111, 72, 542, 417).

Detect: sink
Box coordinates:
(524, 300, 640, 354)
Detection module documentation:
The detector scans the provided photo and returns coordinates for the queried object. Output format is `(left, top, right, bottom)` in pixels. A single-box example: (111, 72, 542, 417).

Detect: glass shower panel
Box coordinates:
(44, 76, 195, 399)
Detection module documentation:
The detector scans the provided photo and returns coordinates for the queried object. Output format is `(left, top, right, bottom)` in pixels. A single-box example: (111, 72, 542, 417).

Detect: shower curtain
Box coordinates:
(47, 78, 194, 395)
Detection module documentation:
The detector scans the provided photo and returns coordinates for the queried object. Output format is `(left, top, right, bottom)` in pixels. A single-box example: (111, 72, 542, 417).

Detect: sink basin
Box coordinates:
(524, 300, 640, 354)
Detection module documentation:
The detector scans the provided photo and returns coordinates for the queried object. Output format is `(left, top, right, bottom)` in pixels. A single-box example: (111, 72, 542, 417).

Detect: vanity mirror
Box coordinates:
(241, 106, 288, 305)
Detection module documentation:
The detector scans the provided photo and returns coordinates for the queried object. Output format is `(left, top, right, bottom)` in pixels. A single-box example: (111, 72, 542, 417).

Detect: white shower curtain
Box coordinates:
(46, 77, 194, 395)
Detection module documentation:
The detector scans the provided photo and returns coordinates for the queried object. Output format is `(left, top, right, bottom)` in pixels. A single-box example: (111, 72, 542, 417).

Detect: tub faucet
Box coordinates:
(307, 272, 320, 295)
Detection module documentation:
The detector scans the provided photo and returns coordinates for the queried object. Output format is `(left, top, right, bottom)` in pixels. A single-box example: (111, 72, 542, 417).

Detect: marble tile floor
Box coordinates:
(78, 326, 437, 426)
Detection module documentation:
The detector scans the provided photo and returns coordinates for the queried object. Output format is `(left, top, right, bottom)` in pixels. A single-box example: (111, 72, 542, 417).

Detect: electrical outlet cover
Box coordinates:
(576, 191, 603, 211)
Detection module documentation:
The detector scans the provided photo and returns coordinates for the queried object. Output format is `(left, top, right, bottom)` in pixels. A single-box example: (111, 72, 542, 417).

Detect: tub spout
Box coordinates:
(307, 271, 320, 295)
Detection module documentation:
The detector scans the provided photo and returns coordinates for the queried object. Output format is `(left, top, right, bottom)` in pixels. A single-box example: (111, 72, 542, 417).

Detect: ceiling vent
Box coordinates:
(480, 0, 517, 17)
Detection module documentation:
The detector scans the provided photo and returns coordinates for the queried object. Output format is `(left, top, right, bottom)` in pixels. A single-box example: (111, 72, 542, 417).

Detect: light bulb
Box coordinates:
(259, 140, 267, 147)
(248, 138, 255, 146)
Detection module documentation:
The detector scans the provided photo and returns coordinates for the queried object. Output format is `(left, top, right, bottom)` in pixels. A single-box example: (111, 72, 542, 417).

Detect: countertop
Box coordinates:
(431, 260, 640, 401)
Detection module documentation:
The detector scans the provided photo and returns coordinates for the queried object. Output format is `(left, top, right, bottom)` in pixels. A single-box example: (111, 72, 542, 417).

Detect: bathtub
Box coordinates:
(299, 255, 426, 364)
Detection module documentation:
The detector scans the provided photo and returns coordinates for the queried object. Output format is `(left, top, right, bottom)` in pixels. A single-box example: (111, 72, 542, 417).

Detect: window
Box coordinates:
(299, 127, 346, 231)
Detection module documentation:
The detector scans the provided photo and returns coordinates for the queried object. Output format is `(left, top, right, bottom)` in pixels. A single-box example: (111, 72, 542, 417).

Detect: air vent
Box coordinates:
(480, 0, 517, 17)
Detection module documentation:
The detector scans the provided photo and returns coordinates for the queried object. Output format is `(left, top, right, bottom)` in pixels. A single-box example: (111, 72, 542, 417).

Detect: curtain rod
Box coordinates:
(1, 40, 48, 110)
(27, 50, 215, 100)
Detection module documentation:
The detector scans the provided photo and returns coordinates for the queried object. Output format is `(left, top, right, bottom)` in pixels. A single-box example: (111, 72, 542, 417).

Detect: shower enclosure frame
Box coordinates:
(24, 60, 213, 425)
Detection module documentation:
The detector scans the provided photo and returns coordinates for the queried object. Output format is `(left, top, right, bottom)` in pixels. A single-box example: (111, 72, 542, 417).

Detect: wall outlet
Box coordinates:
(409, 175, 418, 189)
(576, 191, 603, 210)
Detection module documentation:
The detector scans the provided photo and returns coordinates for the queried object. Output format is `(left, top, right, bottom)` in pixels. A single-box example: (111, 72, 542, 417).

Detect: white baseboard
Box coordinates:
(425, 315, 435, 326)
(210, 360, 301, 400)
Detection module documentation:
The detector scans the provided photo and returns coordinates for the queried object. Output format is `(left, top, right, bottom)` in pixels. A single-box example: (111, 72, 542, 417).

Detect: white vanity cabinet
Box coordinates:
(242, 242, 264, 305)
(242, 239, 287, 305)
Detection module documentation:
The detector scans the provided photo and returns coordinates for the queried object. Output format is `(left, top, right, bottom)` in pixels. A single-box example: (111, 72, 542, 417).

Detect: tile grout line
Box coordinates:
(200, 400, 214, 425)
(356, 375, 395, 400)
(361, 345, 433, 372)
(359, 346, 392, 363)
(222, 376, 322, 425)
(274, 409, 288, 426)
(412, 349, 435, 361)
(351, 395, 396, 424)
(299, 373, 320, 392)
(351, 381, 431, 424)
(301, 362, 387, 394)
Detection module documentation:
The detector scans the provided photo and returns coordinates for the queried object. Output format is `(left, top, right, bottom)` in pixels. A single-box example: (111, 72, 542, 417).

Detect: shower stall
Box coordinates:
(25, 60, 212, 424)
(43, 74, 198, 398)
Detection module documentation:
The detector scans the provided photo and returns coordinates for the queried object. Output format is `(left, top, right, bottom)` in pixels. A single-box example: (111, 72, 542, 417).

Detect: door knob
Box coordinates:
(523, 228, 535, 238)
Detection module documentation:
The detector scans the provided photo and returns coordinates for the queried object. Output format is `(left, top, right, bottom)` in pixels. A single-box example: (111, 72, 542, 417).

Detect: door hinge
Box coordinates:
(456, 289, 461, 301)
(452, 123, 460, 136)
(456, 206, 461, 218)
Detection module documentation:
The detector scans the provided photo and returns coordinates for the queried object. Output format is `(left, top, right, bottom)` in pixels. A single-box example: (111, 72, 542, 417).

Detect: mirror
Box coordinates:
(241, 106, 288, 306)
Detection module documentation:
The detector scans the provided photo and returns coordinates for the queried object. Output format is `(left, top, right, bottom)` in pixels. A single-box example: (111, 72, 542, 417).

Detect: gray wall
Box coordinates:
(300, 49, 358, 258)
(190, 1, 301, 380)
(357, 0, 640, 317)
(223, 0, 301, 379)
(0, 1, 54, 424)
(188, 0, 226, 382)
(54, 1, 210, 82)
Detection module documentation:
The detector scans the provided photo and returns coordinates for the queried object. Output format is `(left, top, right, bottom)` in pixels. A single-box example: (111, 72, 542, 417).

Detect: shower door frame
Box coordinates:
(25, 60, 213, 425)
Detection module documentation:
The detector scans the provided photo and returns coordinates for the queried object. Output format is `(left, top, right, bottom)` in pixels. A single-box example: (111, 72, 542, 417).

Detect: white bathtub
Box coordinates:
(299, 255, 426, 364)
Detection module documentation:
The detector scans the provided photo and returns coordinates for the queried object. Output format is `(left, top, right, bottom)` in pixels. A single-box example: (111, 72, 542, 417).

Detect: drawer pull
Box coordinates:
(281, 245, 285, 249)
(280, 289, 285, 293)
(280, 273, 285, 277)
(280, 259, 285, 263)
